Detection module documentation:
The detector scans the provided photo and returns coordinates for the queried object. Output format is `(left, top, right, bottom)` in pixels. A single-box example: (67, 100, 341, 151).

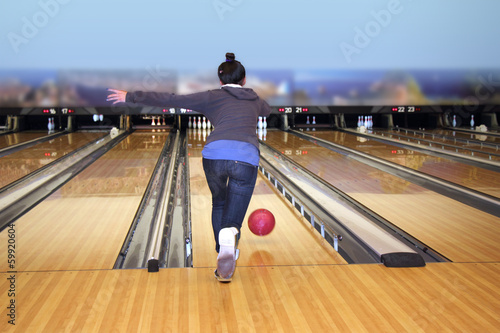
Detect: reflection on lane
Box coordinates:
(311, 130, 500, 198)
(382, 128, 500, 160)
(0, 131, 49, 149)
(268, 130, 420, 195)
(61, 131, 169, 196)
(0, 132, 108, 188)
(434, 129, 500, 144)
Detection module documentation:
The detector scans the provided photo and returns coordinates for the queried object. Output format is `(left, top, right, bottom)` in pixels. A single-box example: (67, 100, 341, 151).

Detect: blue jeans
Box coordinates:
(202, 158, 258, 252)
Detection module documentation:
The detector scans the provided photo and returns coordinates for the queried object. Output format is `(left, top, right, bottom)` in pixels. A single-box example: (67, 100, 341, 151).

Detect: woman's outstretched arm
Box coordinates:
(107, 88, 210, 111)
(106, 89, 127, 104)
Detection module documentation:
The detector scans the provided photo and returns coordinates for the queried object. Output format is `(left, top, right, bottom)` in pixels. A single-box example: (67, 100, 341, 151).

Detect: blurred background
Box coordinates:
(1, 0, 499, 107)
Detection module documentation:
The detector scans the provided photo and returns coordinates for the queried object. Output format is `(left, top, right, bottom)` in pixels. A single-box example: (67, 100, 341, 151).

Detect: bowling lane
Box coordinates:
(312, 130, 500, 199)
(0, 131, 108, 189)
(0, 131, 169, 272)
(265, 129, 500, 262)
(434, 128, 500, 144)
(0, 131, 50, 149)
(380, 128, 500, 161)
(187, 128, 346, 269)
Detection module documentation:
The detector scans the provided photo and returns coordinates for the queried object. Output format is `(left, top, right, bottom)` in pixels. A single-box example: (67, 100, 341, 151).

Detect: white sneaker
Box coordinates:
(216, 227, 238, 282)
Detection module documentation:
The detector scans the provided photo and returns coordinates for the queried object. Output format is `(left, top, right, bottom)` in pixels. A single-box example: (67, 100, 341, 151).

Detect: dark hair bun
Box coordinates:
(225, 52, 235, 62)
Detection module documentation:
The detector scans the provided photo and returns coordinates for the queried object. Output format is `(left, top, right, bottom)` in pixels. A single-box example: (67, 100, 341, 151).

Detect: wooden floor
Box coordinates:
(1, 128, 500, 332)
(1, 263, 499, 332)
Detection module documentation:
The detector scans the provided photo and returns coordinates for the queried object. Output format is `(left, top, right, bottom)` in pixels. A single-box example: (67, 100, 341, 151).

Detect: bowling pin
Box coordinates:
(306, 116, 310, 125)
(197, 116, 201, 129)
(258, 116, 263, 129)
(202, 117, 207, 129)
(263, 116, 267, 129)
(470, 115, 475, 128)
(48, 118, 52, 132)
(207, 119, 211, 129)
(99, 114, 103, 122)
(93, 114, 98, 122)
(151, 117, 156, 126)
(162, 116, 166, 126)
(357, 116, 361, 128)
(312, 116, 316, 125)
(452, 115, 457, 127)
(188, 116, 192, 128)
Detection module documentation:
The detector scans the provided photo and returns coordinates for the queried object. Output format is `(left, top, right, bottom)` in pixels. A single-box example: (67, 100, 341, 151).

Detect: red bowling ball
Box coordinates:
(248, 209, 275, 236)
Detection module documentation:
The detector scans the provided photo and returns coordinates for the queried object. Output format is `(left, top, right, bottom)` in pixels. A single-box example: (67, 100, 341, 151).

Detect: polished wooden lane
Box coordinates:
(0, 131, 49, 150)
(264, 129, 500, 262)
(188, 128, 346, 269)
(1, 262, 499, 332)
(0, 132, 108, 189)
(384, 128, 500, 161)
(311, 130, 500, 198)
(0, 131, 169, 272)
(433, 128, 500, 144)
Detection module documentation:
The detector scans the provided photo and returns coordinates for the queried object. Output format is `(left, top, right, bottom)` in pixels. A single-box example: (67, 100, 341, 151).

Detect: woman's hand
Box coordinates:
(106, 89, 127, 104)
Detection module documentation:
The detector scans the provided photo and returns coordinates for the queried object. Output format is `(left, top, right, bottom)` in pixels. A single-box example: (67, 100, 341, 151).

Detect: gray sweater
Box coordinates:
(126, 85, 270, 149)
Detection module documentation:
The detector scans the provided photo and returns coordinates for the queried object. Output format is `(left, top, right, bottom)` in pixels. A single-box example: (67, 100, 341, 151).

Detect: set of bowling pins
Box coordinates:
(357, 115, 373, 129)
(47, 118, 55, 133)
(92, 114, 104, 122)
(451, 115, 477, 129)
(188, 116, 212, 130)
(150, 116, 166, 126)
(305, 116, 316, 125)
(305, 116, 317, 131)
(257, 116, 267, 129)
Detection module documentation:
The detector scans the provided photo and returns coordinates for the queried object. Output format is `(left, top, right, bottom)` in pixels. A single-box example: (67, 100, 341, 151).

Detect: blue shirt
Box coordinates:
(202, 140, 260, 166)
